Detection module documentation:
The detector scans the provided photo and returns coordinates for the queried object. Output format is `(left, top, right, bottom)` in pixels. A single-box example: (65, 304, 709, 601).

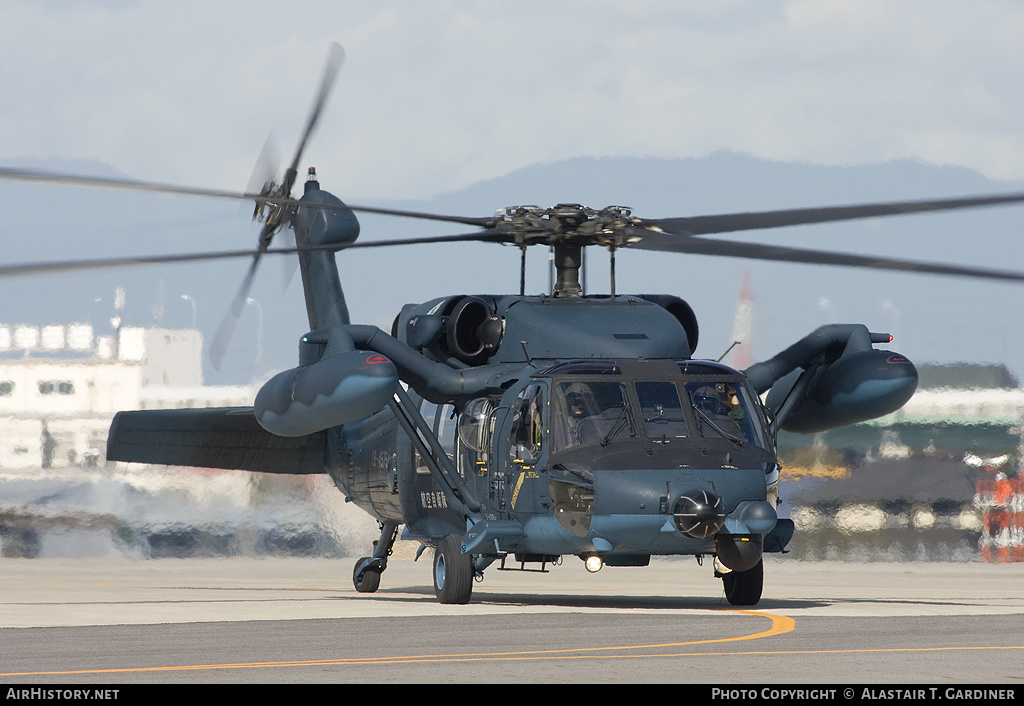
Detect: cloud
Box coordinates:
(3, 0, 1024, 199)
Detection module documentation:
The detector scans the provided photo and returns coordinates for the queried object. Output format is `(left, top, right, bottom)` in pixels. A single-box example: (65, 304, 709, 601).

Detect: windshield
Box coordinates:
(546, 366, 770, 458)
(551, 381, 635, 452)
(684, 380, 766, 447)
(635, 380, 689, 441)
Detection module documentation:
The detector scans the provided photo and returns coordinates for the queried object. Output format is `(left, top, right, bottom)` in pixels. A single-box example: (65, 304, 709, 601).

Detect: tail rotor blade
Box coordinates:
(278, 227, 299, 292)
(209, 253, 262, 371)
(282, 42, 345, 194)
(244, 135, 281, 219)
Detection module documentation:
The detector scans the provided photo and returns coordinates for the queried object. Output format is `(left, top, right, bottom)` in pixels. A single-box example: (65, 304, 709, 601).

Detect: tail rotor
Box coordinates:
(209, 42, 345, 370)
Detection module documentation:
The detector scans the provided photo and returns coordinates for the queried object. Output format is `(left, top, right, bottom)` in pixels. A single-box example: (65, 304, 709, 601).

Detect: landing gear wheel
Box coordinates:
(433, 534, 473, 604)
(722, 558, 763, 606)
(353, 558, 381, 593)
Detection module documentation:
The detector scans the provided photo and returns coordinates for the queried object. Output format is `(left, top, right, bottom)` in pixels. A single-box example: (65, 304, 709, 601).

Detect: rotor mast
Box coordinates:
(552, 243, 583, 297)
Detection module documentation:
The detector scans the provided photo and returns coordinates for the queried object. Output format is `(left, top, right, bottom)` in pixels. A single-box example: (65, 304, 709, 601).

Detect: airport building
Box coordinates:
(0, 324, 251, 470)
(0, 323, 375, 559)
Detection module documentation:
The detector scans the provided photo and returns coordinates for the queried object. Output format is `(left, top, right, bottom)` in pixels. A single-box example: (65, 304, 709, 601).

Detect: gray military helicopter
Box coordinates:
(5, 44, 1024, 605)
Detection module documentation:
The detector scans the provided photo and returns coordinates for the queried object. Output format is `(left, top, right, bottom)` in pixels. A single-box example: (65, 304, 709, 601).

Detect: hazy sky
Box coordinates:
(4, 1, 1024, 199)
(4, 1, 1024, 383)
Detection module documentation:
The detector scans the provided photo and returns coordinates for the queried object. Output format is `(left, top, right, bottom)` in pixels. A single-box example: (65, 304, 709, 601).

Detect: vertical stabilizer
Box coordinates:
(293, 169, 360, 331)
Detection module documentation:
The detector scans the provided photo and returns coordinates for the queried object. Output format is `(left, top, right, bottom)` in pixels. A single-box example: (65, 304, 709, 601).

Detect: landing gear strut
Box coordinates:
(353, 521, 399, 593)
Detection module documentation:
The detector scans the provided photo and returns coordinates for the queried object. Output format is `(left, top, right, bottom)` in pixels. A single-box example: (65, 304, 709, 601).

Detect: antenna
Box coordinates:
(716, 341, 741, 363)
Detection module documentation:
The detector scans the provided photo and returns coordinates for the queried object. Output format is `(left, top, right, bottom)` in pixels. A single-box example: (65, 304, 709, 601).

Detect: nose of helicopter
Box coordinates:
(578, 467, 778, 553)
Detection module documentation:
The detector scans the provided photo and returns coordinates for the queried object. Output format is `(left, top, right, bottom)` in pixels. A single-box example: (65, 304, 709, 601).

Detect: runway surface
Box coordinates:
(1, 556, 1022, 684)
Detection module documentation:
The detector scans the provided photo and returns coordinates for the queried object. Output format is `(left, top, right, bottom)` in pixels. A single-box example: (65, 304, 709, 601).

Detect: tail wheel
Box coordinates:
(353, 558, 381, 593)
(722, 559, 763, 605)
(433, 534, 473, 604)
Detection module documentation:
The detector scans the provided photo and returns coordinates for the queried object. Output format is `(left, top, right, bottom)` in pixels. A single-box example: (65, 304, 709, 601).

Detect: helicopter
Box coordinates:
(5, 44, 1024, 605)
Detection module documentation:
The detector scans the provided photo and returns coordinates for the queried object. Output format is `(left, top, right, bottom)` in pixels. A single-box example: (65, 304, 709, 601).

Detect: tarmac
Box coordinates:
(1, 556, 1022, 684)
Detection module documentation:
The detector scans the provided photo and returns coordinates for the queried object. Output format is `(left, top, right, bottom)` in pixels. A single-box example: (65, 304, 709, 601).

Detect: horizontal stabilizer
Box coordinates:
(107, 407, 326, 474)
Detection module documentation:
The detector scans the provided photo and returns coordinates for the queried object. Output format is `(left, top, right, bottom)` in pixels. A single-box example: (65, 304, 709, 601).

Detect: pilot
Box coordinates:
(568, 393, 587, 419)
(565, 392, 589, 444)
(558, 385, 602, 447)
(693, 384, 742, 437)
(722, 383, 745, 422)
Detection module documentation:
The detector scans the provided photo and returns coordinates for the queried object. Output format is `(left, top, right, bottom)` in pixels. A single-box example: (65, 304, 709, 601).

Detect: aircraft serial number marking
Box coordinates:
(420, 491, 448, 509)
(370, 450, 392, 471)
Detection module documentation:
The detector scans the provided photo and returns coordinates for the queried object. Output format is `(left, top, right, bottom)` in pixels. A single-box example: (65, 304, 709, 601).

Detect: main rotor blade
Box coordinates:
(627, 230, 1024, 283)
(332, 230, 511, 249)
(645, 192, 1024, 236)
(0, 168, 495, 228)
(0, 231, 506, 278)
(0, 167, 282, 203)
(342, 204, 494, 227)
(0, 248, 272, 277)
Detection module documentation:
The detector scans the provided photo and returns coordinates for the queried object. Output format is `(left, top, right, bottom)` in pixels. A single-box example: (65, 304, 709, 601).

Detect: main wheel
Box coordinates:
(433, 534, 473, 604)
(722, 558, 763, 606)
(353, 558, 381, 593)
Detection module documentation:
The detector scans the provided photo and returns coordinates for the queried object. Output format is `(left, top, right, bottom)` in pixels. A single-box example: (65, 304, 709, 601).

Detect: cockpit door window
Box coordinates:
(509, 384, 544, 462)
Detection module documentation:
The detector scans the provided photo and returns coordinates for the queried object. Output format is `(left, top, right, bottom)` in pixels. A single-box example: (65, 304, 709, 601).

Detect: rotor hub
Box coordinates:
(495, 204, 643, 297)
(497, 204, 641, 247)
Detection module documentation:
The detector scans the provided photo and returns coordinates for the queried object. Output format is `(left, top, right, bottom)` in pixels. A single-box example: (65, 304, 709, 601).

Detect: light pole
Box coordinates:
(882, 299, 899, 336)
(181, 294, 197, 329)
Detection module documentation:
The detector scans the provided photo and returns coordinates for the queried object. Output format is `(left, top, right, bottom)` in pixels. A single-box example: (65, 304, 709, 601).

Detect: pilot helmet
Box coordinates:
(693, 385, 722, 414)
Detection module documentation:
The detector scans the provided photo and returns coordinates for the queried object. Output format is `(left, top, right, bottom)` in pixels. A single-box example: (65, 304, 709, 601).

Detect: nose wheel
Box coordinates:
(433, 534, 473, 604)
(720, 558, 763, 605)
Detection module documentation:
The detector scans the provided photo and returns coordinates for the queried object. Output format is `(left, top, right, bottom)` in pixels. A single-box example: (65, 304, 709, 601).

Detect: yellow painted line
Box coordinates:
(0, 608, 792, 677)
(8, 643, 1024, 676)
(664, 645, 1024, 658)
(5, 640, 1024, 676)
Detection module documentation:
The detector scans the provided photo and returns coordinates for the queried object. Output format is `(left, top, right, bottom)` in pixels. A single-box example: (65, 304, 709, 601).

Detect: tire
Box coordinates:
(723, 558, 763, 606)
(353, 559, 381, 593)
(433, 534, 473, 604)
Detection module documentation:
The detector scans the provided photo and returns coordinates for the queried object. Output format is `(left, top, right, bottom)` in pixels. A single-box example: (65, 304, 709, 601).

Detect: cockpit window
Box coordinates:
(635, 381, 689, 441)
(552, 381, 634, 452)
(684, 380, 766, 447)
(509, 384, 544, 462)
(458, 397, 494, 453)
(540, 361, 621, 376)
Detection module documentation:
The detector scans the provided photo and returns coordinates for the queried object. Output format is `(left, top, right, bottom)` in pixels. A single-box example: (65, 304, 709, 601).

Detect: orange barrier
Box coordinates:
(975, 478, 1024, 563)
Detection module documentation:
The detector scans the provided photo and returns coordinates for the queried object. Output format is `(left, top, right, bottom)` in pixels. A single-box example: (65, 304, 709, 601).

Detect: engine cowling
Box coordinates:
(254, 351, 399, 437)
(446, 296, 502, 364)
(638, 294, 699, 356)
(403, 295, 503, 365)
